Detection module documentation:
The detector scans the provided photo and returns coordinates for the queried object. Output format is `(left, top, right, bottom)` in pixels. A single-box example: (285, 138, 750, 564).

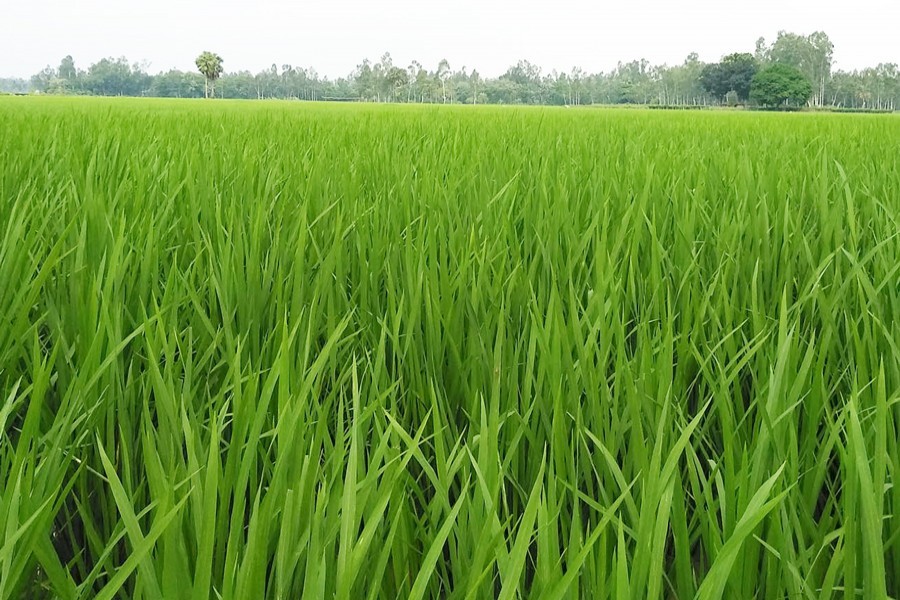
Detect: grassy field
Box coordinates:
(1, 97, 899, 599)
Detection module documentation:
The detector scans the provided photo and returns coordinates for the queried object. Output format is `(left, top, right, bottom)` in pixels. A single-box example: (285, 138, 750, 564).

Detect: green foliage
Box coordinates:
(84, 58, 150, 97)
(759, 31, 834, 106)
(195, 51, 224, 98)
(751, 64, 814, 108)
(1, 97, 900, 599)
(15, 34, 900, 109)
(0, 78, 29, 94)
(699, 53, 758, 102)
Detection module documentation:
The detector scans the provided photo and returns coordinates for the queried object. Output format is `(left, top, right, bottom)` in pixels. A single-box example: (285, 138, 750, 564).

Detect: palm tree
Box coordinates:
(195, 51, 224, 98)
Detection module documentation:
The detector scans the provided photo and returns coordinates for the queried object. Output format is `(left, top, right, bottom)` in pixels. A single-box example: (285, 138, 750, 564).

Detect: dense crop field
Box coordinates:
(1, 97, 900, 599)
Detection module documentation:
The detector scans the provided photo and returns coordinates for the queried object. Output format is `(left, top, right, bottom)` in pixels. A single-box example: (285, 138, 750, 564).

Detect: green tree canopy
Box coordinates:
(58, 55, 77, 80)
(750, 64, 813, 108)
(761, 31, 833, 106)
(16, 32, 900, 110)
(699, 53, 758, 102)
(195, 51, 224, 98)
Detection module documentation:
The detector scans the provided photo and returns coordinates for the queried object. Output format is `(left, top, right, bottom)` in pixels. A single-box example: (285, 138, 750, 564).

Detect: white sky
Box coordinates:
(1, 0, 897, 78)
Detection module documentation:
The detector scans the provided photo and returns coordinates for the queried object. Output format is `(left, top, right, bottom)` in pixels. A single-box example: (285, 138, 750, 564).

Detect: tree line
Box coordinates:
(3, 31, 897, 110)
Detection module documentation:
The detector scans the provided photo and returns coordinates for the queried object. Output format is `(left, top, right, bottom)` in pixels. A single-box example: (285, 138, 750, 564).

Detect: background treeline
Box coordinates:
(3, 30, 898, 110)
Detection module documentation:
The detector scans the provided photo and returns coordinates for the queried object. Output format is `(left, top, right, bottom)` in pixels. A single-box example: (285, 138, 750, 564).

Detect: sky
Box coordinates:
(1, 0, 898, 79)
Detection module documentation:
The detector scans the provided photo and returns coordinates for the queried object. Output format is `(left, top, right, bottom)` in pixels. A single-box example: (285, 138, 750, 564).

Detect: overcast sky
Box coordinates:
(1, 0, 897, 79)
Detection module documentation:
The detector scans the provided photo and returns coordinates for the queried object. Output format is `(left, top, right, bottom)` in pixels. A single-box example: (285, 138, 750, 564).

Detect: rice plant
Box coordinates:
(1, 96, 899, 598)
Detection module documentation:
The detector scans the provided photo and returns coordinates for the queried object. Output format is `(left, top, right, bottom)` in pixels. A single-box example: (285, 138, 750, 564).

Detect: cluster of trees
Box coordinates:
(695, 32, 877, 109)
(5, 31, 897, 110)
(698, 52, 811, 109)
(0, 77, 29, 93)
(28, 56, 153, 97)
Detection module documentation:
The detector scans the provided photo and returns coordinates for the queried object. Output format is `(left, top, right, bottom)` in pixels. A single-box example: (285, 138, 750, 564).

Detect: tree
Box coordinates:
(150, 70, 205, 98)
(0, 77, 29, 94)
(766, 31, 833, 106)
(353, 59, 375, 101)
(406, 62, 420, 101)
(750, 64, 812, 108)
(658, 53, 709, 106)
(754, 37, 769, 63)
(700, 53, 757, 102)
(82, 58, 149, 96)
(414, 64, 435, 102)
(195, 51, 224, 98)
(500, 60, 546, 104)
(50, 56, 81, 94)
(385, 67, 408, 101)
(16, 41, 899, 108)
(437, 59, 450, 103)
(375, 53, 396, 101)
(470, 69, 481, 104)
(59, 56, 77, 81)
(30, 65, 57, 93)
